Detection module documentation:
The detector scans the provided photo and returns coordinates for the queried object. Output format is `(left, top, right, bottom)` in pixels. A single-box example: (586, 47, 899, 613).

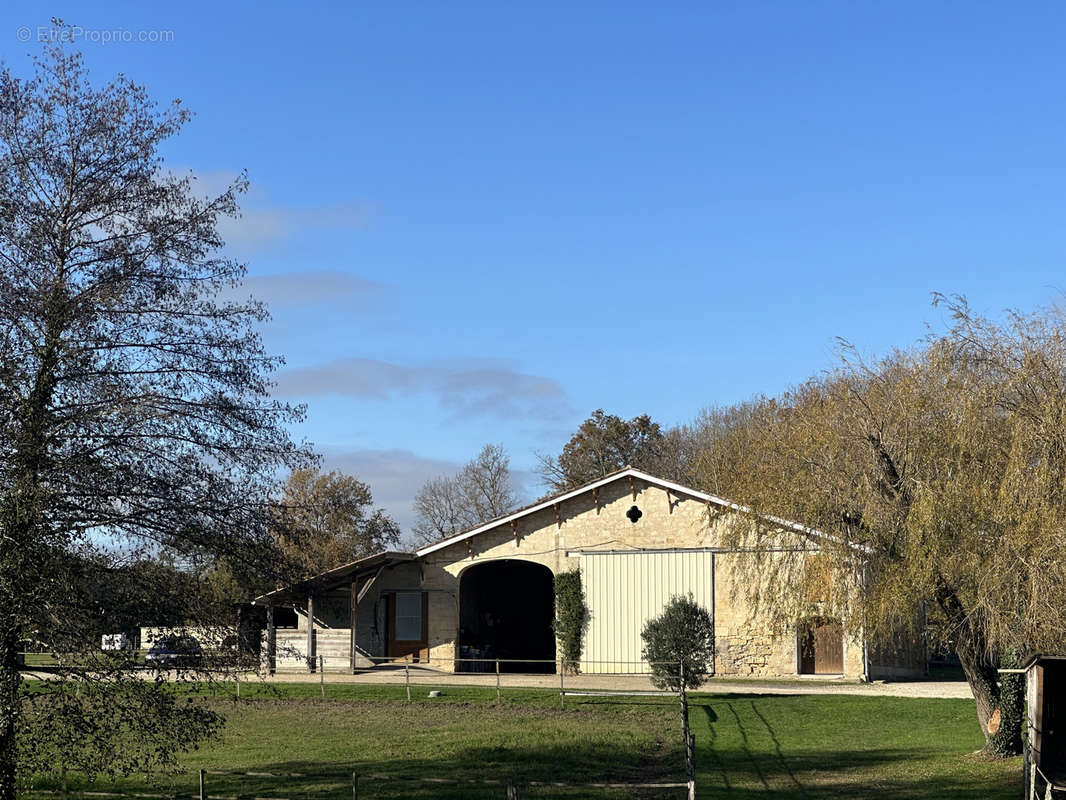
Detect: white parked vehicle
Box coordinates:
(101, 633, 131, 651)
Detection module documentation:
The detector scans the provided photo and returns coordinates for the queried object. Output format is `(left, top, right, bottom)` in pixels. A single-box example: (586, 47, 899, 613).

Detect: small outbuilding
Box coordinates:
(1018, 654, 1066, 799)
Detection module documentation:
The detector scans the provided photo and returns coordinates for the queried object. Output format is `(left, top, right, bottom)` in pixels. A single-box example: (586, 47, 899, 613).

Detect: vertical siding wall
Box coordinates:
(580, 550, 715, 674)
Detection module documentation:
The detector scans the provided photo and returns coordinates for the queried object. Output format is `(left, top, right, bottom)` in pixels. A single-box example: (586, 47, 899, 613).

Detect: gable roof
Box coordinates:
(414, 466, 846, 557)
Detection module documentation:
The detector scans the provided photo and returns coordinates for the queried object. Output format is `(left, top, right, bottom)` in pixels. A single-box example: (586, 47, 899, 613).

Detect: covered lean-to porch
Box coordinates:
(254, 551, 441, 672)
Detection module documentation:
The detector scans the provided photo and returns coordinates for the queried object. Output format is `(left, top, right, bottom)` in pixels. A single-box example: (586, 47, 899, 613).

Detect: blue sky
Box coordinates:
(5, 2, 1066, 533)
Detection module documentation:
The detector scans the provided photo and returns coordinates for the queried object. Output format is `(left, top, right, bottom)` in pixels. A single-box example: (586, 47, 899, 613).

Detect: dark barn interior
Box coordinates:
(458, 560, 556, 673)
(1042, 660, 1066, 783)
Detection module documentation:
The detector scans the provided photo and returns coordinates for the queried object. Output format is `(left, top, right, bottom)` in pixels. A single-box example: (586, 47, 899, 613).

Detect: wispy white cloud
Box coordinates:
(274, 358, 571, 421)
(224, 270, 384, 310)
(320, 447, 460, 537)
(185, 169, 373, 253)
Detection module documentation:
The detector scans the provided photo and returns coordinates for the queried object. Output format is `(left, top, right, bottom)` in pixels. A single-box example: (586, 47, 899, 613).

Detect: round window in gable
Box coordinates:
(626, 505, 643, 523)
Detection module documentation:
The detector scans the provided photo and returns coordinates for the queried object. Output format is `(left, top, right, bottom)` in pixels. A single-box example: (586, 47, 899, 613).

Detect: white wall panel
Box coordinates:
(579, 551, 714, 674)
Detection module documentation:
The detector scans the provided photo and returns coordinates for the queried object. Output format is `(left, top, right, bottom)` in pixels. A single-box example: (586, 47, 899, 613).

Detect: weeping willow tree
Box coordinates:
(701, 295, 1066, 756)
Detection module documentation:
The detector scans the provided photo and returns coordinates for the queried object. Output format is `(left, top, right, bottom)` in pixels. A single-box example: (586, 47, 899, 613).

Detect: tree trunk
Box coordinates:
(954, 620, 1022, 756)
(679, 685, 693, 781)
(938, 581, 1022, 757)
(0, 621, 21, 800)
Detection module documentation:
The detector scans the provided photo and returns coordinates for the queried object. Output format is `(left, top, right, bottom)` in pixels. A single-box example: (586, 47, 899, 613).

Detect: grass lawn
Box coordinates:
(21, 682, 1020, 799)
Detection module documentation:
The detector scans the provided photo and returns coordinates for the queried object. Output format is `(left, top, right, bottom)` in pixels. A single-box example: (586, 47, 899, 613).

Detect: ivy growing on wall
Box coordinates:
(554, 569, 590, 674)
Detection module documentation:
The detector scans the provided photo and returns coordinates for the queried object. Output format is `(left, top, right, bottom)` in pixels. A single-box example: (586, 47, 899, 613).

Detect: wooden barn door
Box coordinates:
(799, 619, 844, 674)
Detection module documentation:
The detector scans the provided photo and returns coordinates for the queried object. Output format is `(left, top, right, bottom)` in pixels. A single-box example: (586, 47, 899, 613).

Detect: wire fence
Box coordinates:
(20, 768, 696, 799)
(19, 651, 692, 709)
(19, 656, 697, 799)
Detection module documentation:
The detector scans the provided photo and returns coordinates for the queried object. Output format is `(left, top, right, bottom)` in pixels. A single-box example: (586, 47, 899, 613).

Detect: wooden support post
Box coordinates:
(307, 593, 315, 673)
(350, 578, 359, 673)
(199, 769, 205, 800)
(511, 519, 518, 545)
(496, 658, 501, 705)
(666, 489, 673, 513)
(266, 604, 276, 676)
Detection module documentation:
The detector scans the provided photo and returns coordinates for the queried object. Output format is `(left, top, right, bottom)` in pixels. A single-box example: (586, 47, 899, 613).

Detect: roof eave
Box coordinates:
(252, 550, 415, 605)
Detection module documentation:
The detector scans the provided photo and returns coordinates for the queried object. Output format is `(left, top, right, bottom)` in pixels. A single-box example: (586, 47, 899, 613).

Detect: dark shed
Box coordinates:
(1015, 654, 1066, 799)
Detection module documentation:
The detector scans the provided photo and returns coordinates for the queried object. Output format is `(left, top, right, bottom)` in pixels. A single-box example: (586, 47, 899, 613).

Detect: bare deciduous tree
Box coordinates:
(412, 444, 517, 545)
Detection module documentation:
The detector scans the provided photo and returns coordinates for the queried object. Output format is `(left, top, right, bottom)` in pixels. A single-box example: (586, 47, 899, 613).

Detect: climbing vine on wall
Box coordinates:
(554, 569, 590, 674)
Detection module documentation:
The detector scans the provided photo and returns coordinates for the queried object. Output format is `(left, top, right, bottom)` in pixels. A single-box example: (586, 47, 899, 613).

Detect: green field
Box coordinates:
(22, 683, 1021, 799)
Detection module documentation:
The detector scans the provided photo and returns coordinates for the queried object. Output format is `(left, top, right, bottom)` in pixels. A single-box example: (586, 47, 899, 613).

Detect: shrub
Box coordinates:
(641, 594, 715, 692)
(554, 570, 590, 674)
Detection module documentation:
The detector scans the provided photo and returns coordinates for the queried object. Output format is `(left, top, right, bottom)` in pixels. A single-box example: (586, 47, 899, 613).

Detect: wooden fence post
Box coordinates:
(496, 658, 501, 705)
(198, 769, 205, 800)
(688, 734, 696, 800)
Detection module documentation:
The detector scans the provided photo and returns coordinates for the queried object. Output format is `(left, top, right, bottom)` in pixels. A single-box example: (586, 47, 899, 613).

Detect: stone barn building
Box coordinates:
(255, 467, 922, 679)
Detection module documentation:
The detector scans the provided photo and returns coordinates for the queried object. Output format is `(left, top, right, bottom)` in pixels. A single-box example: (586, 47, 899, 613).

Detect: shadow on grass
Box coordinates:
(24, 692, 1020, 800)
(60, 736, 1019, 800)
(693, 697, 1018, 800)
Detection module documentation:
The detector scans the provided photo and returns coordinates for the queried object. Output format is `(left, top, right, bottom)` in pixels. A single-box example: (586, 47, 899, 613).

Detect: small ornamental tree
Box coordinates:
(642, 595, 715, 784)
(553, 570, 590, 674)
(642, 595, 715, 692)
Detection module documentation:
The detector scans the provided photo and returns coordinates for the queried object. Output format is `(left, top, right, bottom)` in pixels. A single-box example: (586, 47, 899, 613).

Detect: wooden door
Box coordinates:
(387, 591, 428, 661)
(799, 619, 844, 674)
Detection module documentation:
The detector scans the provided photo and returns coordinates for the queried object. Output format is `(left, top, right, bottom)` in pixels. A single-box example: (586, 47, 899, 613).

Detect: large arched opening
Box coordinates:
(458, 560, 556, 674)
